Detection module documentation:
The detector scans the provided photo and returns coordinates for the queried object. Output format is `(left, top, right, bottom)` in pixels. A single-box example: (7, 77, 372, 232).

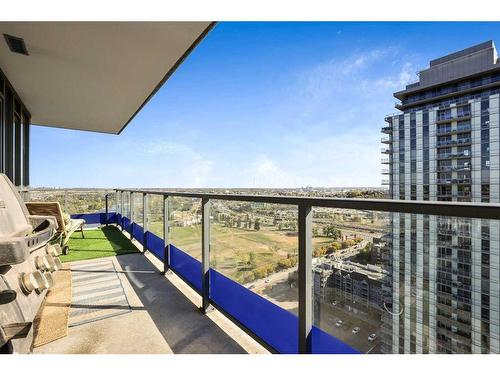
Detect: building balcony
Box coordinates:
(381, 126, 392, 134)
(436, 152, 471, 161)
(437, 178, 471, 185)
(435, 165, 471, 173)
(436, 125, 472, 136)
(436, 114, 471, 124)
(381, 136, 391, 144)
(436, 138, 472, 148)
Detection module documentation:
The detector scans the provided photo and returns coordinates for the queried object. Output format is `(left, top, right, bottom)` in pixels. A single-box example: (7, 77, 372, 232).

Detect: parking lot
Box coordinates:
(316, 300, 381, 353)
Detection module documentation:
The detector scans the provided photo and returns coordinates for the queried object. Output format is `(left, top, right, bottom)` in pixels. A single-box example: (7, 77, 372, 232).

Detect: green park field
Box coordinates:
(147, 222, 340, 283)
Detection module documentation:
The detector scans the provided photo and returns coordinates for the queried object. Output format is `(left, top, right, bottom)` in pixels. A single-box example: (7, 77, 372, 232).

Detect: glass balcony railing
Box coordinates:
(436, 125, 472, 136)
(57, 189, 500, 354)
(437, 151, 471, 160)
(381, 126, 392, 134)
(436, 138, 472, 147)
(436, 112, 471, 123)
(437, 178, 471, 185)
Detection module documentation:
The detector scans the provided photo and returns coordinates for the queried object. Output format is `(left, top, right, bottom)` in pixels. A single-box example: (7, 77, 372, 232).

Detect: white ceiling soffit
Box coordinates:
(0, 22, 214, 134)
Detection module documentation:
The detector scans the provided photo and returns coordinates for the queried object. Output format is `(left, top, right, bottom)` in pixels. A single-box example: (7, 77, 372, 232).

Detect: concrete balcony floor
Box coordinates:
(34, 243, 267, 354)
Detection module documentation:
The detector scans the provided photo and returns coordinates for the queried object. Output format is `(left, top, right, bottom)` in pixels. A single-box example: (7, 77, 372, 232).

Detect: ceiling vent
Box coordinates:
(3, 34, 29, 56)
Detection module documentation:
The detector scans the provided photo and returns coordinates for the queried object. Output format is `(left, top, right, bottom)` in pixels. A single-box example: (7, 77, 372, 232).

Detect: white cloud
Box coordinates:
(368, 62, 415, 92)
(245, 155, 295, 188)
(286, 130, 382, 187)
(101, 139, 214, 188)
(260, 45, 415, 187)
(288, 46, 421, 123)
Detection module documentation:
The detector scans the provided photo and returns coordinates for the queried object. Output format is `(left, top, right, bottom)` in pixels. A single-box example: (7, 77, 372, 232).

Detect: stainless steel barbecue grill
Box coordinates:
(0, 173, 61, 353)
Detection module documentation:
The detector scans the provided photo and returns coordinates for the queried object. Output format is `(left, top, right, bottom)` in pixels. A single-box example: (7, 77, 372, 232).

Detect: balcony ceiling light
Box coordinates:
(3, 34, 29, 55)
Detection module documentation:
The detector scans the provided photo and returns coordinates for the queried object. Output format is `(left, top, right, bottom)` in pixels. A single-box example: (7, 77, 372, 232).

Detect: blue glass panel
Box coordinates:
(123, 217, 132, 234)
(170, 245, 202, 292)
(145, 231, 164, 261)
(115, 213, 121, 225)
(209, 269, 298, 354)
(106, 212, 116, 224)
(132, 223, 144, 245)
(310, 326, 359, 354)
(70, 212, 116, 225)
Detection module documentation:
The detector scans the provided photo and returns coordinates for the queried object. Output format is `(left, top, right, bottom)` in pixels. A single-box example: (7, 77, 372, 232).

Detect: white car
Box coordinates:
(368, 333, 377, 342)
(352, 327, 360, 335)
(335, 320, 343, 327)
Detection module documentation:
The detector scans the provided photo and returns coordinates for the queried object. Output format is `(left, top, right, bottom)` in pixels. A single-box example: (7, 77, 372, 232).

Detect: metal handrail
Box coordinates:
(114, 189, 500, 220)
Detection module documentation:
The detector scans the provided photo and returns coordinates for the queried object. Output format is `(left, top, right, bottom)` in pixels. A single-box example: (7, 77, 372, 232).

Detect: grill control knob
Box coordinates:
(19, 270, 48, 294)
(43, 272, 54, 290)
(52, 257, 63, 272)
(35, 255, 62, 272)
(34, 255, 51, 271)
(46, 244, 62, 257)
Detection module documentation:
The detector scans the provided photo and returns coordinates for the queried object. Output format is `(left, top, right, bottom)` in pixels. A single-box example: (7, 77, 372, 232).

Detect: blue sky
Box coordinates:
(31, 22, 500, 188)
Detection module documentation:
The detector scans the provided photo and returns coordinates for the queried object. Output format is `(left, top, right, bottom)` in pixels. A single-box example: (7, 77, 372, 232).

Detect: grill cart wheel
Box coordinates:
(62, 246, 69, 255)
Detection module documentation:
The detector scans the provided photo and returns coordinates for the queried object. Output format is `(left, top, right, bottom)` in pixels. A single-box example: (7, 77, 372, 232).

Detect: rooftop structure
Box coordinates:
(394, 40, 500, 110)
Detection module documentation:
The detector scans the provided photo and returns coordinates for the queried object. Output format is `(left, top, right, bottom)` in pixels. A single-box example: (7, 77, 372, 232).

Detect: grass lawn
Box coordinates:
(149, 221, 340, 283)
(59, 226, 139, 263)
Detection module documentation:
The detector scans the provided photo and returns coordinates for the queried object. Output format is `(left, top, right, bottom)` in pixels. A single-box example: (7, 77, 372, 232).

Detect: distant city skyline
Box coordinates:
(31, 22, 500, 188)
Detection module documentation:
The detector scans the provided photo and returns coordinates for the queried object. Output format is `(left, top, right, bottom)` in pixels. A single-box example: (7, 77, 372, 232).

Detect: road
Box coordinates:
(316, 299, 381, 353)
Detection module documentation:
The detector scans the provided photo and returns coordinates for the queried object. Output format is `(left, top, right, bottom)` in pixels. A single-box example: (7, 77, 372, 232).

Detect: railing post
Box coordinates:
(201, 197, 211, 313)
(116, 190, 120, 216)
(117, 190, 122, 224)
(129, 192, 134, 240)
(298, 204, 313, 354)
(105, 193, 109, 226)
(143, 193, 148, 253)
(120, 190, 125, 230)
(163, 195, 170, 274)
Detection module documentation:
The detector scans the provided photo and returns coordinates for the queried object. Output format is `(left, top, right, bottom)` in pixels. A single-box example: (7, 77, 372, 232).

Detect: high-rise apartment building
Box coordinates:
(382, 41, 500, 353)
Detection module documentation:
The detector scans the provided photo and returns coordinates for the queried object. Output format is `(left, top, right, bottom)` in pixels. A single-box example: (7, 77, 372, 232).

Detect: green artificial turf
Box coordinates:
(59, 226, 139, 263)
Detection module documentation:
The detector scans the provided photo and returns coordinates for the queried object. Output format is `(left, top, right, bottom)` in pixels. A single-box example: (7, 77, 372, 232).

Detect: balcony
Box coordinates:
(381, 126, 392, 134)
(436, 125, 472, 136)
(436, 138, 472, 148)
(381, 136, 391, 144)
(436, 113, 471, 124)
(437, 178, 471, 185)
(437, 165, 472, 173)
(15, 188, 499, 355)
(436, 151, 471, 161)
(438, 165, 471, 172)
